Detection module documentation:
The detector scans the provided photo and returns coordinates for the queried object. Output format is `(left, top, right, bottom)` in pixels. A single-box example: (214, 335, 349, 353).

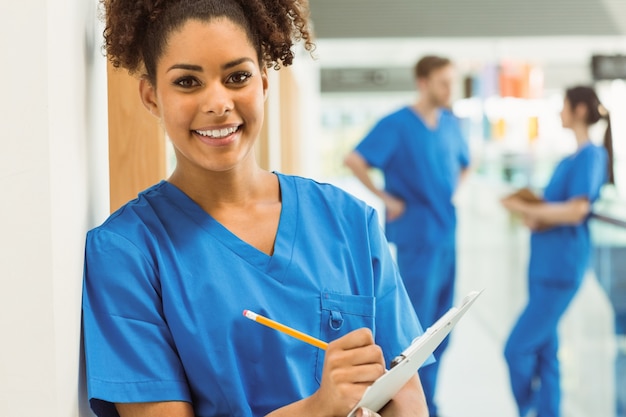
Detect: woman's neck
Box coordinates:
(571, 123, 590, 148)
(168, 162, 271, 208)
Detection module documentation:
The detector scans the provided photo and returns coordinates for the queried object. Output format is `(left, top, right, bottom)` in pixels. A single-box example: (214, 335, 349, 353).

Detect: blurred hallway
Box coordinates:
(436, 176, 617, 417)
(332, 174, 617, 417)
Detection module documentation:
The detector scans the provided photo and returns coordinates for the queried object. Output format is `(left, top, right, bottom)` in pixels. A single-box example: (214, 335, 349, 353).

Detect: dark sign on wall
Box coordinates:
(592, 55, 626, 80)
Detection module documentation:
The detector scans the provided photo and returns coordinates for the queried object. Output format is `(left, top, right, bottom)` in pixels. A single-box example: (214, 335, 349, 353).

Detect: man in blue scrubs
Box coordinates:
(345, 55, 470, 417)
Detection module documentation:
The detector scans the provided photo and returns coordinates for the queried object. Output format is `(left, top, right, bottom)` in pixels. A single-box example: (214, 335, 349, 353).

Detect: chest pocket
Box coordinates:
(315, 292, 376, 383)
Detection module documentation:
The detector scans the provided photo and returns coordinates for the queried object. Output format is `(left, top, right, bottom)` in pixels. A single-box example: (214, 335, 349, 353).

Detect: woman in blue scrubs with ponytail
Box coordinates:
(501, 86, 613, 417)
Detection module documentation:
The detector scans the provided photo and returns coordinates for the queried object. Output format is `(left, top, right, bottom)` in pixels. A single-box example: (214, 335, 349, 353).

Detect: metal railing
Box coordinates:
(590, 210, 626, 417)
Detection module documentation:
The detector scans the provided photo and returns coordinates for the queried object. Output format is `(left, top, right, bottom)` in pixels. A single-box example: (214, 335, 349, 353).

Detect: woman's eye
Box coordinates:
(174, 77, 200, 88)
(228, 71, 252, 84)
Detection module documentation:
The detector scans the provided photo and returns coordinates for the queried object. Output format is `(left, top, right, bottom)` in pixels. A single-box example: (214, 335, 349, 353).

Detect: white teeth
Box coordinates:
(196, 126, 238, 138)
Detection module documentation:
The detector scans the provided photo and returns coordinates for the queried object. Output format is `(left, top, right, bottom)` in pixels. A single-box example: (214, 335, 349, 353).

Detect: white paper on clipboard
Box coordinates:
(347, 289, 483, 417)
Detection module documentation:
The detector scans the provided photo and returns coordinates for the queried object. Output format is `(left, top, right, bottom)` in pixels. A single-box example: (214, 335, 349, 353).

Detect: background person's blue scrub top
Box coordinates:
(83, 173, 430, 417)
(529, 142, 608, 283)
(355, 106, 470, 248)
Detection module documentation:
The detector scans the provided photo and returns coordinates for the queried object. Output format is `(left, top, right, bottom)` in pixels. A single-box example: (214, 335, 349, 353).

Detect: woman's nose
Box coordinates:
(201, 83, 233, 116)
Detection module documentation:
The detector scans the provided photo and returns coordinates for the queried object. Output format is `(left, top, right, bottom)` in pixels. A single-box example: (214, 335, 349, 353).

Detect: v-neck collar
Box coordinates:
(158, 173, 297, 283)
(406, 105, 441, 132)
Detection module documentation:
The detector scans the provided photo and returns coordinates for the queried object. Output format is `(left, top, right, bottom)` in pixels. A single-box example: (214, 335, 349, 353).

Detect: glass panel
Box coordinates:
(591, 202, 626, 417)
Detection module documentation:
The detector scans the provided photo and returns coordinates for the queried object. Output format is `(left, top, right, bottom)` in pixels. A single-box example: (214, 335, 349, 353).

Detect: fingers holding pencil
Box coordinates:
(243, 310, 384, 416)
(315, 328, 386, 416)
(324, 328, 385, 383)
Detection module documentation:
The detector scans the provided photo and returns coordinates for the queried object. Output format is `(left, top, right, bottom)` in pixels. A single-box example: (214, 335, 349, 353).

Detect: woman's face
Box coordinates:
(141, 18, 268, 175)
(560, 97, 574, 129)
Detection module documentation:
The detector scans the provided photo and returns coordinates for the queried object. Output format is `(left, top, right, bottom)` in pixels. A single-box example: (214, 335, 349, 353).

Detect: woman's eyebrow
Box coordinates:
(222, 57, 254, 70)
(166, 58, 254, 73)
(167, 63, 203, 73)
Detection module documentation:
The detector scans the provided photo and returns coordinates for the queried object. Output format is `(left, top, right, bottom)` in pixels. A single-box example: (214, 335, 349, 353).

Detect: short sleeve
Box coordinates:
(355, 116, 401, 170)
(445, 111, 470, 169)
(82, 229, 191, 417)
(567, 146, 607, 202)
(457, 123, 470, 169)
(366, 209, 435, 368)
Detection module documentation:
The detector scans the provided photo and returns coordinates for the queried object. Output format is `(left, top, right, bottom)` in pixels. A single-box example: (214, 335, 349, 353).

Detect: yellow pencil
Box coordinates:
(243, 310, 328, 350)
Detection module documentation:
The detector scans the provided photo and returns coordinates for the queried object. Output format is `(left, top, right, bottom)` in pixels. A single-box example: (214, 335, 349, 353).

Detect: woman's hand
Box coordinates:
(268, 330, 427, 417)
(500, 195, 528, 214)
(523, 215, 549, 232)
(312, 328, 386, 417)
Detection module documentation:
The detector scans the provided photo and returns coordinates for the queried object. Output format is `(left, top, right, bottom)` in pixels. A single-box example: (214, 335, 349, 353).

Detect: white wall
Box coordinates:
(0, 1, 108, 416)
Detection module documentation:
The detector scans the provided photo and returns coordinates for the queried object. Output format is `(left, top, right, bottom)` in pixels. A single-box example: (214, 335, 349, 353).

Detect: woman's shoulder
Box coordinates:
(574, 142, 607, 164)
(278, 173, 382, 237)
(278, 173, 372, 212)
(90, 181, 169, 236)
(280, 173, 357, 196)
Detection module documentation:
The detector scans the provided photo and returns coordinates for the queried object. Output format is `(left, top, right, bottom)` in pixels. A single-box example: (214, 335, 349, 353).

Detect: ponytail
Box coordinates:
(603, 112, 615, 185)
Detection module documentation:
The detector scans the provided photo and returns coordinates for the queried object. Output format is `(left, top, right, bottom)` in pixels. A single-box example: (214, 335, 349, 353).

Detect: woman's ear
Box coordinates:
(139, 75, 160, 117)
(261, 67, 269, 101)
(574, 102, 588, 122)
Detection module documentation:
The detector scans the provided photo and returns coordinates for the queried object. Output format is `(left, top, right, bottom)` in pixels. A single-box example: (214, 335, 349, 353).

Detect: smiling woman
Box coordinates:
(139, 19, 268, 177)
(82, 1, 429, 417)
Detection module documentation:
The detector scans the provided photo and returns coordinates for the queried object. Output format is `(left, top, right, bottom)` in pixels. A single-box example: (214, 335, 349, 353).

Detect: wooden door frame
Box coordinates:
(106, 63, 166, 213)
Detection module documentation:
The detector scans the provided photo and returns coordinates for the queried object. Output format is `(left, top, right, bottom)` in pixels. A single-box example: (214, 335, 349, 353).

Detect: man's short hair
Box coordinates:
(414, 55, 452, 79)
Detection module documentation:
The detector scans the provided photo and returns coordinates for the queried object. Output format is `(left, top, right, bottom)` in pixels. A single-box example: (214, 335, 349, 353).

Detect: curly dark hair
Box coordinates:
(101, 0, 315, 83)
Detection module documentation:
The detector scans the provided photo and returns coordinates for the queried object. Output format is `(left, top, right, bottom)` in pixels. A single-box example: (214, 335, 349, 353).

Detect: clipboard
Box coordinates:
(347, 289, 483, 417)
(503, 187, 543, 204)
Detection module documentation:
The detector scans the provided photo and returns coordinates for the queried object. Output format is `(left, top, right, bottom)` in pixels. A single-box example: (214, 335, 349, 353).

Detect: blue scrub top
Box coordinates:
(82, 173, 429, 417)
(529, 142, 607, 283)
(355, 106, 470, 247)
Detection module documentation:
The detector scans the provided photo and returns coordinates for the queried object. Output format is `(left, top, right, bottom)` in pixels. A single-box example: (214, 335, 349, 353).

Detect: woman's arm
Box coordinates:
(113, 330, 426, 417)
(116, 401, 194, 417)
(379, 374, 428, 416)
(501, 196, 590, 230)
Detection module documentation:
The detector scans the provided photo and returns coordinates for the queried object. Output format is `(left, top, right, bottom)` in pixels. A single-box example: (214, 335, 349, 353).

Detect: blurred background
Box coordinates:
(2, 1, 625, 416)
(294, 2, 626, 416)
